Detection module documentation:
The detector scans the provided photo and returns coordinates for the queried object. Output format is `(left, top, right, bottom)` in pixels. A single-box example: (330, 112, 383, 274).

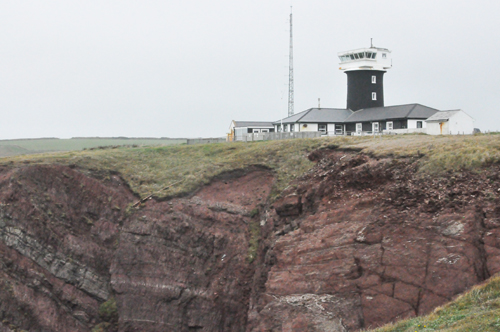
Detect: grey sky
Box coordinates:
(1, 0, 499, 139)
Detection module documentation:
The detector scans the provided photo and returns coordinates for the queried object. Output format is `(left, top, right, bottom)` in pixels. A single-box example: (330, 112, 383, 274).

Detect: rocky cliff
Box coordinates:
(1, 147, 500, 331)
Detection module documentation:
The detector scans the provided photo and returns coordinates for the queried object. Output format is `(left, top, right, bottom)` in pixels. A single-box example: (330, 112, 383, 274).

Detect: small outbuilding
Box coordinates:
(425, 110, 475, 135)
(228, 121, 275, 141)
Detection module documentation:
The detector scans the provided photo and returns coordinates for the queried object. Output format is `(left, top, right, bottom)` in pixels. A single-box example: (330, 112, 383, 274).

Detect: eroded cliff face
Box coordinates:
(112, 168, 274, 331)
(0, 164, 273, 332)
(1, 149, 500, 332)
(249, 149, 500, 331)
(0, 165, 133, 332)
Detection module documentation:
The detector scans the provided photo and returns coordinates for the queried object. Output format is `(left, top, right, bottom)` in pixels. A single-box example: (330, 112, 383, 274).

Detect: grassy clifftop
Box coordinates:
(1, 134, 500, 201)
(369, 275, 500, 332)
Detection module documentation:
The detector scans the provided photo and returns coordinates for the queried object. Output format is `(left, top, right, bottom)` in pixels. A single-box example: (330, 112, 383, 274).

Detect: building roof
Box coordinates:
(232, 121, 274, 128)
(344, 104, 439, 123)
(273, 108, 353, 124)
(425, 110, 462, 122)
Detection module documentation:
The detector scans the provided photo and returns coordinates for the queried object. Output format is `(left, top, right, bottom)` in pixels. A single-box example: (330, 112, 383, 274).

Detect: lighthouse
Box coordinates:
(338, 44, 392, 111)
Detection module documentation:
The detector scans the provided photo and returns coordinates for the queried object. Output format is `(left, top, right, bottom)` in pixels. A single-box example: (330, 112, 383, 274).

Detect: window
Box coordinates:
(318, 124, 327, 133)
(354, 53, 359, 59)
(290, 124, 295, 132)
(382, 53, 387, 58)
(335, 124, 343, 135)
(356, 123, 362, 133)
(350, 54, 355, 60)
(283, 124, 288, 132)
(372, 92, 377, 100)
(252, 129, 260, 133)
(371, 53, 377, 59)
(366, 52, 372, 58)
(261, 129, 269, 133)
(417, 121, 423, 128)
(358, 52, 364, 59)
(371, 75, 376, 84)
(387, 121, 393, 130)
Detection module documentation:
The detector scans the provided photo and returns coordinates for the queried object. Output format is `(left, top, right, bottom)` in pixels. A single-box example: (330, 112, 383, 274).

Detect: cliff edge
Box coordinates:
(0, 136, 499, 331)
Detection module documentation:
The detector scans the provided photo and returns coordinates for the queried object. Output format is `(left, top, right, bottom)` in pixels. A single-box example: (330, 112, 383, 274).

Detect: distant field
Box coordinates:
(0, 138, 186, 158)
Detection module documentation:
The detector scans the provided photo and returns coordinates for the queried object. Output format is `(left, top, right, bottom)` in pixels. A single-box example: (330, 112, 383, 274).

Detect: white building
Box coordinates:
(228, 121, 275, 141)
(426, 110, 475, 135)
(273, 108, 353, 135)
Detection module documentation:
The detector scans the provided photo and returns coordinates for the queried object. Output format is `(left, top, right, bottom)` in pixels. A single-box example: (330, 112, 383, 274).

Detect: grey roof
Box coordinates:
(344, 104, 439, 123)
(273, 108, 353, 124)
(426, 110, 461, 122)
(233, 121, 274, 127)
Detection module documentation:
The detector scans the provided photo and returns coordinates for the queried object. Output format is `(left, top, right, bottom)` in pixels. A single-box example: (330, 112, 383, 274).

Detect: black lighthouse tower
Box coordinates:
(338, 46, 392, 111)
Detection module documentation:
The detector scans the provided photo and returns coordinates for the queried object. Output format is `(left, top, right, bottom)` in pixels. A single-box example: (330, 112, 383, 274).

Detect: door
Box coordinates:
(372, 122, 379, 133)
(356, 123, 362, 134)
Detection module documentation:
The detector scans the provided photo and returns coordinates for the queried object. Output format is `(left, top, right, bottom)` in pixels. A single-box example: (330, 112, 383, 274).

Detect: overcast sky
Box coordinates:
(1, 0, 499, 139)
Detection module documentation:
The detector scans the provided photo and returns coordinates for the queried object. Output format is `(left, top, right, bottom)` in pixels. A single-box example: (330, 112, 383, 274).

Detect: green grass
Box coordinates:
(369, 275, 500, 332)
(338, 134, 500, 174)
(0, 145, 32, 157)
(92, 297, 118, 332)
(0, 137, 185, 157)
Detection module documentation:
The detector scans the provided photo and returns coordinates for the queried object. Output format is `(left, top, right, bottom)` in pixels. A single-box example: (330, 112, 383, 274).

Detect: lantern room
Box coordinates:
(338, 47, 392, 72)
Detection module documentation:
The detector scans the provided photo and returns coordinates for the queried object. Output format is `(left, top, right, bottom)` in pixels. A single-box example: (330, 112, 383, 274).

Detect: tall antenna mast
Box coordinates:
(287, 7, 294, 117)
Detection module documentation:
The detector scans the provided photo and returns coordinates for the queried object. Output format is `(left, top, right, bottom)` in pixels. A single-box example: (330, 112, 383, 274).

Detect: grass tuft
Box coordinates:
(247, 220, 260, 263)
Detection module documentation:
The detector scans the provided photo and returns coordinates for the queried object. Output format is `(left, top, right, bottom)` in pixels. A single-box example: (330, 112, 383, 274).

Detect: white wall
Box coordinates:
(408, 119, 427, 128)
(426, 122, 440, 135)
(383, 128, 427, 135)
(426, 121, 450, 135)
(299, 123, 318, 132)
(449, 111, 475, 135)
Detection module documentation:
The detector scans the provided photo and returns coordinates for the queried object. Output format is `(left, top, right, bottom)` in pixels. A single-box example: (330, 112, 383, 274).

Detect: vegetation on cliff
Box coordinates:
(2, 134, 500, 202)
(370, 275, 500, 332)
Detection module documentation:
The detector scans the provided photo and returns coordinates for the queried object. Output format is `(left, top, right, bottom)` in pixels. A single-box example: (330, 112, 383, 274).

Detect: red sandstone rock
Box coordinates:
(247, 150, 500, 331)
(274, 194, 302, 217)
(1, 150, 500, 332)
